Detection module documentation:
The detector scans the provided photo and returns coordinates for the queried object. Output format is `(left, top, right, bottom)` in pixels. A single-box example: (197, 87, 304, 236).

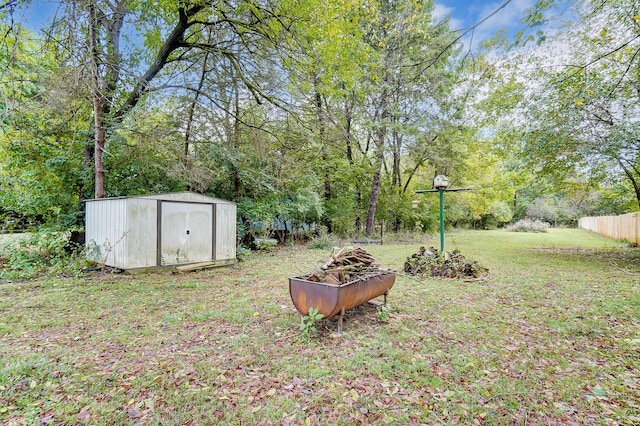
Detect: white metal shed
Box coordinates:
(85, 192, 236, 270)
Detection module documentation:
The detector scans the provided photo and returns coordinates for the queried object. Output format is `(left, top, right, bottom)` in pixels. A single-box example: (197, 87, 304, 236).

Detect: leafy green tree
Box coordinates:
(33, 0, 293, 199)
(0, 24, 89, 227)
(103, 103, 185, 196)
(1, 0, 544, 238)
(277, 0, 376, 233)
(357, 0, 457, 236)
(512, 0, 640, 210)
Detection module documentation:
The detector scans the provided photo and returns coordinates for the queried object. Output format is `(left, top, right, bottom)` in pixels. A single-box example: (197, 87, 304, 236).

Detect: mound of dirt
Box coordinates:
(403, 246, 488, 279)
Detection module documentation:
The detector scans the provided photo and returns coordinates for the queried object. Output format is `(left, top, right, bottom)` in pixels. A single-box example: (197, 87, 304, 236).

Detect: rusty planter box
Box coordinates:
(289, 271, 395, 333)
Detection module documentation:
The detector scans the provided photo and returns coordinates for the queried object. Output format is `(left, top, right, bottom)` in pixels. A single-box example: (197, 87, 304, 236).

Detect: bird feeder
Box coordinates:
(415, 175, 471, 253)
(433, 175, 449, 189)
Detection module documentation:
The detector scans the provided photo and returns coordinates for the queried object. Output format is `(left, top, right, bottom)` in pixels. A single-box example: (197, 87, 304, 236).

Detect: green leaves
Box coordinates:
(300, 307, 324, 341)
(0, 24, 88, 227)
(498, 0, 640, 211)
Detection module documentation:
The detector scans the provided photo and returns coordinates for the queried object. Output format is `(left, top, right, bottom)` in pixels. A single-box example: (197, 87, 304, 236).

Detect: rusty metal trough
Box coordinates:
(289, 271, 395, 333)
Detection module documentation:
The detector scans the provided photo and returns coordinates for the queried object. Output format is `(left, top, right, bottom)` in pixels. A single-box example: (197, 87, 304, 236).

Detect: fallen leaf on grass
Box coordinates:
(127, 409, 142, 418)
(39, 412, 55, 424)
(77, 408, 91, 421)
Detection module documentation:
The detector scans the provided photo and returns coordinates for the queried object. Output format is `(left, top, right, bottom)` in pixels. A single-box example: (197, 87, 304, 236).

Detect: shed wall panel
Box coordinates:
(86, 192, 236, 269)
(215, 203, 237, 260)
(124, 199, 157, 268)
(85, 199, 128, 268)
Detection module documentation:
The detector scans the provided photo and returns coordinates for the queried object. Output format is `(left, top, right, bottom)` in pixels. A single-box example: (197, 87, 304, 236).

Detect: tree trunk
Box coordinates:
(232, 72, 242, 200)
(89, 2, 201, 197)
(365, 60, 390, 237)
(183, 41, 211, 191)
(391, 124, 401, 189)
(88, 3, 105, 199)
(315, 84, 332, 233)
(86, 1, 126, 199)
(366, 124, 386, 236)
(92, 96, 106, 199)
(344, 96, 363, 230)
(365, 162, 383, 236)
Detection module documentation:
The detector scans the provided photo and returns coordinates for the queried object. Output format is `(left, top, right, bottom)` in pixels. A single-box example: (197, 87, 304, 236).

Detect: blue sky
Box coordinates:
(21, 0, 533, 50)
(434, 0, 536, 49)
(17, 1, 57, 31)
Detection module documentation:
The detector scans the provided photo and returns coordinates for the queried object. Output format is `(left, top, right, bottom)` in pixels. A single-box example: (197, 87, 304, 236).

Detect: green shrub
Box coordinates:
(0, 229, 88, 279)
(308, 231, 333, 250)
(254, 238, 278, 251)
(236, 246, 251, 261)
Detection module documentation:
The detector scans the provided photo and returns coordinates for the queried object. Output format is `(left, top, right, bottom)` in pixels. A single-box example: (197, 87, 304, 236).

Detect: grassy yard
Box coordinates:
(1, 229, 639, 425)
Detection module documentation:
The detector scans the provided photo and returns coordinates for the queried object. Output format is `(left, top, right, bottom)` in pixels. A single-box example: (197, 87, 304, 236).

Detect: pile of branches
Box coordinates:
(404, 246, 488, 279)
(303, 247, 384, 284)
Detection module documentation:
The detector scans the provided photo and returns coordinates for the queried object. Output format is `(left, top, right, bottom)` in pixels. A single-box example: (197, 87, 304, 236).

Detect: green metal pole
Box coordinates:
(439, 189, 445, 253)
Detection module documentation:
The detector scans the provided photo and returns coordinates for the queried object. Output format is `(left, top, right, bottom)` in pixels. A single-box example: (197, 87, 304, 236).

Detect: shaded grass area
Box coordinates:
(1, 229, 639, 424)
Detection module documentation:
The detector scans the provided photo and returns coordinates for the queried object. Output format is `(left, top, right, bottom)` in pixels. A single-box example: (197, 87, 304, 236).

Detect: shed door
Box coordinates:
(160, 202, 213, 265)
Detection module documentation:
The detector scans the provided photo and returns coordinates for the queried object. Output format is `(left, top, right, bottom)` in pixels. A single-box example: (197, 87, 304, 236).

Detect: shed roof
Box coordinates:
(85, 191, 236, 205)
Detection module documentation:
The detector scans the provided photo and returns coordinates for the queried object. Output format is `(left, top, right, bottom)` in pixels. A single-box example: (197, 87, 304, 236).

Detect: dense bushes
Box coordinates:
(0, 229, 89, 280)
(506, 218, 550, 233)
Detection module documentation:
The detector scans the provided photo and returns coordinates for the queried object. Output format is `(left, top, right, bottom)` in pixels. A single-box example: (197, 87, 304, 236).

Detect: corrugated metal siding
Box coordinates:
(125, 198, 157, 268)
(216, 203, 237, 260)
(85, 199, 128, 268)
(86, 192, 237, 269)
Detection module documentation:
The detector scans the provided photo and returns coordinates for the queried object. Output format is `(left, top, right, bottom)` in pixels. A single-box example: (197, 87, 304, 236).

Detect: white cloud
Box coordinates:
(432, 3, 464, 33)
(432, 3, 453, 21)
(463, 0, 537, 50)
(479, 0, 535, 29)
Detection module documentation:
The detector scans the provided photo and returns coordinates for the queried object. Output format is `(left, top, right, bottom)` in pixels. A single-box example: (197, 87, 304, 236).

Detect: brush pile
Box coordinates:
(404, 246, 488, 279)
(302, 247, 386, 284)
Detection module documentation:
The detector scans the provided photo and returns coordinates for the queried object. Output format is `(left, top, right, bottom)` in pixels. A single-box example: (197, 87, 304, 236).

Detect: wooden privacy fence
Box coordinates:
(578, 212, 640, 245)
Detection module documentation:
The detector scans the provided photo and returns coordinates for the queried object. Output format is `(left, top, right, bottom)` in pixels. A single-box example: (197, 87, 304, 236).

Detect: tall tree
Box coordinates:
(40, 0, 289, 198)
(0, 23, 90, 226)
(360, 0, 456, 236)
(511, 0, 640, 209)
(278, 0, 375, 233)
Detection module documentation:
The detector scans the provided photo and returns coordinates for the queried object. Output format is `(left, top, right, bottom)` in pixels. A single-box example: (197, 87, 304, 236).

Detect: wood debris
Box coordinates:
(302, 247, 384, 284)
(321, 247, 377, 269)
(403, 246, 488, 279)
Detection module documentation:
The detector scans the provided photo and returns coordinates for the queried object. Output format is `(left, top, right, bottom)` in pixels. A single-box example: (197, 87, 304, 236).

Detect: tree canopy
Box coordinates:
(1, 0, 637, 236)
